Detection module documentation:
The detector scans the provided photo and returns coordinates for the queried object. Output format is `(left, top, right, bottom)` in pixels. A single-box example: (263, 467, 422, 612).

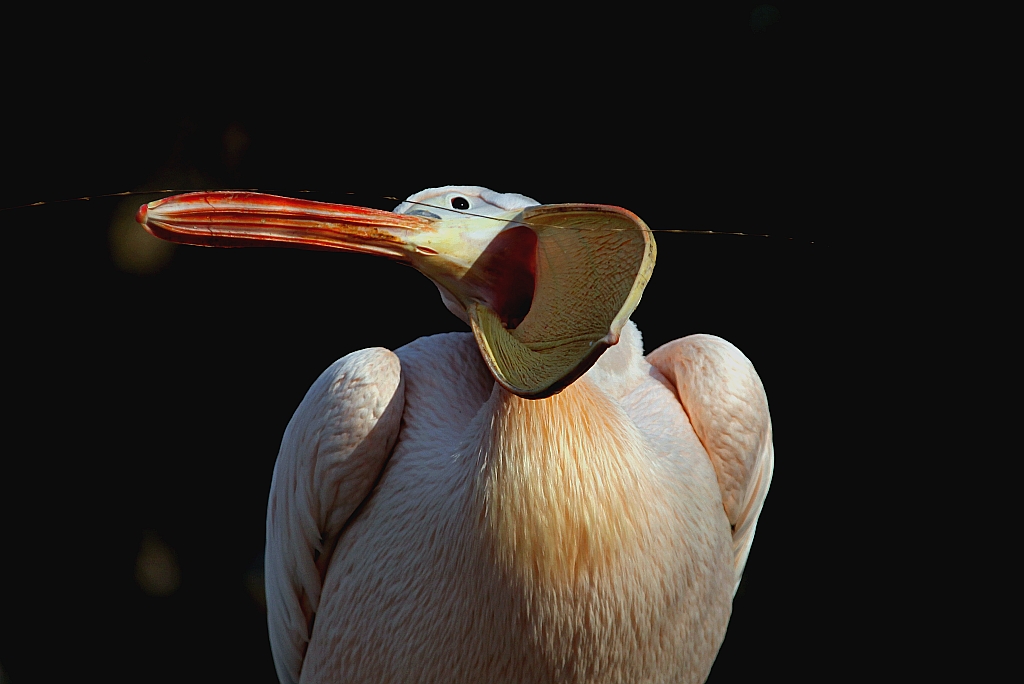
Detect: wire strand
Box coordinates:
(0, 189, 811, 242)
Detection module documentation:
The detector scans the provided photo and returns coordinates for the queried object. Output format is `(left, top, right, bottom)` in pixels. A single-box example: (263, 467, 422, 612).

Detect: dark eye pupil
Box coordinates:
(451, 197, 470, 210)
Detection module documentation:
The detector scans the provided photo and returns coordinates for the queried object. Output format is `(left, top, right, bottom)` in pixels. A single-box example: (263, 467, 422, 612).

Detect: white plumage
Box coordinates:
(138, 186, 774, 683)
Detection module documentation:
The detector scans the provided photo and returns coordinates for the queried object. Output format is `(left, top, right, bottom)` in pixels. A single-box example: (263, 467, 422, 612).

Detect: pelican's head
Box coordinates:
(391, 186, 541, 326)
(393, 185, 540, 220)
(137, 186, 655, 398)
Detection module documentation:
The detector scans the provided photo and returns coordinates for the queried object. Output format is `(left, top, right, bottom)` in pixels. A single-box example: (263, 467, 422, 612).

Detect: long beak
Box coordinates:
(138, 191, 526, 322)
(137, 191, 435, 260)
(137, 191, 655, 399)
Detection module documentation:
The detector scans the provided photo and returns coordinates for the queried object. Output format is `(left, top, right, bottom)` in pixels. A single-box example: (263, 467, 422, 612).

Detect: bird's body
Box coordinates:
(138, 186, 773, 684)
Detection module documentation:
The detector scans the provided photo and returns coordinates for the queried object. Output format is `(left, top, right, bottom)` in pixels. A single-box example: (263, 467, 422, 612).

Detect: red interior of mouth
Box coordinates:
(468, 225, 537, 329)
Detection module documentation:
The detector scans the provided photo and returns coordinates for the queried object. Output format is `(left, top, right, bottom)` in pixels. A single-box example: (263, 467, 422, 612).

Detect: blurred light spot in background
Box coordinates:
(750, 4, 781, 33)
(222, 122, 250, 171)
(135, 530, 181, 597)
(109, 196, 177, 275)
(244, 554, 267, 612)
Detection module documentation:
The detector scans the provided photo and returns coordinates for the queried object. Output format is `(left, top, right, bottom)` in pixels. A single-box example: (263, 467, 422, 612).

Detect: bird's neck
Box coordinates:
(471, 377, 655, 587)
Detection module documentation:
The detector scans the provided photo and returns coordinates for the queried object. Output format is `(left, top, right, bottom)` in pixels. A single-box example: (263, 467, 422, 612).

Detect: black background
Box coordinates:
(2, 5, 850, 682)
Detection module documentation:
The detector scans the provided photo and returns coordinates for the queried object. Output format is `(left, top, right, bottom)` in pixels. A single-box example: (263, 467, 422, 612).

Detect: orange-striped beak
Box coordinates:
(138, 191, 655, 398)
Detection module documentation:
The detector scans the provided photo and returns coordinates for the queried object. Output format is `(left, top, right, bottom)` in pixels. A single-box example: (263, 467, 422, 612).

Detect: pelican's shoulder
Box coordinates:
(394, 330, 478, 365)
(393, 332, 495, 434)
(395, 332, 490, 391)
(583, 320, 651, 401)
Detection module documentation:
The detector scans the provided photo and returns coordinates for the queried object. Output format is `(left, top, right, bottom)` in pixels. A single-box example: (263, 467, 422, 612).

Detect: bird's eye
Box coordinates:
(450, 196, 470, 210)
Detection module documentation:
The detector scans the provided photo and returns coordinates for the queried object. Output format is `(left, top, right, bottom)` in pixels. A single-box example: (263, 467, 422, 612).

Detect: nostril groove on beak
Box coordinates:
(407, 209, 442, 220)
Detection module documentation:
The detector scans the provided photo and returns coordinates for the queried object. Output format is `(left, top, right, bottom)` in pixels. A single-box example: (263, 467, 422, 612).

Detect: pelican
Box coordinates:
(137, 186, 773, 684)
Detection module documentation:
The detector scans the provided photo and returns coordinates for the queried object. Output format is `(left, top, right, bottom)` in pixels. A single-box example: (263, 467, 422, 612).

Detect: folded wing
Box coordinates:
(647, 335, 774, 593)
(265, 348, 405, 684)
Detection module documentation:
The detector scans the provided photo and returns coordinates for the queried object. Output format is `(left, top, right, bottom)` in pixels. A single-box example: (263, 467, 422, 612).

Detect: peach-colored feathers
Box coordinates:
(266, 325, 772, 683)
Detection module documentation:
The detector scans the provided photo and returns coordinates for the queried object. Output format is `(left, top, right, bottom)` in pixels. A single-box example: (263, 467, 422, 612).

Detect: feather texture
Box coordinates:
(265, 325, 772, 683)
